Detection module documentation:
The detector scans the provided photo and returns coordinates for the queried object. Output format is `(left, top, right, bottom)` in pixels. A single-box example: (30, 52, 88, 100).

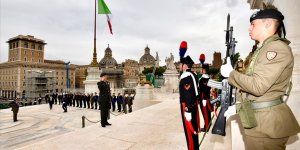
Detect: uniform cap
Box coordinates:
(250, 9, 284, 22)
(179, 41, 188, 60)
(100, 72, 107, 77)
(180, 55, 194, 65)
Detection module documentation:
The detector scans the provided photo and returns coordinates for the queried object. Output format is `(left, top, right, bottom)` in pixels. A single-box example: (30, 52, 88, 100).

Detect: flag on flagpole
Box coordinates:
(98, 0, 113, 34)
(106, 14, 113, 34)
(98, 0, 111, 14)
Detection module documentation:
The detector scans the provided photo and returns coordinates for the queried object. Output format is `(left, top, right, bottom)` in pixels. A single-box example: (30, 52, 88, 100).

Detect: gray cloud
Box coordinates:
(1, 0, 254, 66)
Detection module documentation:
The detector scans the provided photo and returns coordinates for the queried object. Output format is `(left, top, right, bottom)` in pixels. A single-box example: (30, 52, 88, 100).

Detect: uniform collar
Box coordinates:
(260, 34, 290, 48)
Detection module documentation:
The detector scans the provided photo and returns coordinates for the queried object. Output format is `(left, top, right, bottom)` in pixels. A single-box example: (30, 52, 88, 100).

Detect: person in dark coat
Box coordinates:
(128, 94, 135, 113)
(86, 93, 91, 109)
(111, 93, 117, 112)
(62, 94, 68, 112)
(57, 93, 62, 105)
(38, 95, 42, 104)
(179, 55, 200, 150)
(9, 99, 19, 122)
(97, 73, 112, 127)
(116, 93, 123, 112)
(45, 94, 49, 103)
(79, 93, 83, 108)
(198, 64, 212, 132)
(90, 93, 94, 109)
(93, 92, 98, 110)
(123, 94, 129, 114)
(49, 96, 54, 110)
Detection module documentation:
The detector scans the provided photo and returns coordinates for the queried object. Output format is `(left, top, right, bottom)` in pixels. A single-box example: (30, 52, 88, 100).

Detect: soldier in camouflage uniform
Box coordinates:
(221, 6, 300, 150)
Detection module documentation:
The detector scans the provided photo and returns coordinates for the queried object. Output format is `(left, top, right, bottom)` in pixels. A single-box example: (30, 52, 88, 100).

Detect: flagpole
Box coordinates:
(91, 0, 98, 67)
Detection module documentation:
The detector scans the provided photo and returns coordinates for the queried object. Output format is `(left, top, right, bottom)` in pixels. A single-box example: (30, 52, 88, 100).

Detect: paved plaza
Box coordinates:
(1, 92, 299, 150)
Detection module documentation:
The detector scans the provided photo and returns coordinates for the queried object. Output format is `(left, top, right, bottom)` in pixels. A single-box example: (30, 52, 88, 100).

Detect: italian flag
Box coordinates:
(98, 0, 113, 35)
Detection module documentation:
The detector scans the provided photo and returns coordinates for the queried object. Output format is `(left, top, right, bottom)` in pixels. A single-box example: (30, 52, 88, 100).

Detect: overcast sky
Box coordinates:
(0, 0, 255, 66)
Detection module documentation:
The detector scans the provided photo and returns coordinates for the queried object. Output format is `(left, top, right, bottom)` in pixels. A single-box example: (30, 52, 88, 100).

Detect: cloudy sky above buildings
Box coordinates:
(0, 0, 255, 66)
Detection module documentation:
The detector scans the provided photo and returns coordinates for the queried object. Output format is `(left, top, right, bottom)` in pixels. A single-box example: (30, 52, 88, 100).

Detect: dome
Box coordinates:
(99, 46, 118, 68)
(139, 46, 155, 65)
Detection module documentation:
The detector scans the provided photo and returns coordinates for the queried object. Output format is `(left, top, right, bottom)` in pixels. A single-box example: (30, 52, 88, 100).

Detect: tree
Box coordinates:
(223, 52, 240, 66)
(142, 67, 166, 76)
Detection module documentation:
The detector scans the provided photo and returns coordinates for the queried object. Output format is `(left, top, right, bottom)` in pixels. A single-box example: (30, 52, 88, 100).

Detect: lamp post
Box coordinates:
(65, 61, 70, 93)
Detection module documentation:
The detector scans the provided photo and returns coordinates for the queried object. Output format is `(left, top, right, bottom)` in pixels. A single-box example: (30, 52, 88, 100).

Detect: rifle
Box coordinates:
(207, 13, 237, 136)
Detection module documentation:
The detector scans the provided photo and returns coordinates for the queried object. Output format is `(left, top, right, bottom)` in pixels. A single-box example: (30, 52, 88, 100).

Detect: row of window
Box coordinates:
(0, 81, 74, 87)
(0, 70, 74, 78)
(19, 70, 74, 76)
(24, 57, 42, 63)
(9, 50, 18, 56)
(0, 70, 17, 75)
(0, 82, 17, 87)
(1, 75, 73, 80)
(9, 42, 43, 50)
(125, 73, 136, 76)
(0, 76, 17, 80)
(24, 50, 41, 56)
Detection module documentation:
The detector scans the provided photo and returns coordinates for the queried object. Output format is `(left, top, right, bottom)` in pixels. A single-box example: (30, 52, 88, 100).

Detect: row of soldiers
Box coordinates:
(45, 92, 135, 113)
(111, 93, 135, 114)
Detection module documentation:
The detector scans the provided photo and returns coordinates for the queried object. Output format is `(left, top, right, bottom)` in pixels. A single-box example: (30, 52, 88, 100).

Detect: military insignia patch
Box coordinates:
(266, 51, 277, 60)
(184, 84, 190, 90)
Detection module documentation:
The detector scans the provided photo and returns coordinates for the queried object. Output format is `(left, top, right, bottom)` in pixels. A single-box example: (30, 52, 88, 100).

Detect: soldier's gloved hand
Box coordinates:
(202, 100, 207, 107)
(184, 112, 192, 121)
(220, 57, 233, 78)
(224, 105, 236, 120)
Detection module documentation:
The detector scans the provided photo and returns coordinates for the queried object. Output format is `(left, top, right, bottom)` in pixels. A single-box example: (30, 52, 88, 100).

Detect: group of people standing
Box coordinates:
(179, 5, 300, 150)
(45, 92, 101, 112)
(97, 73, 135, 127)
(179, 56, 213, 150)
(111, 93, 135, 114)
(43, 89, 135, 115)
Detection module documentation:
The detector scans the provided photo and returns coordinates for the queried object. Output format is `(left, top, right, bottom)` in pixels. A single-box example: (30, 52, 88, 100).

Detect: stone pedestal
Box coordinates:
(163, 70, 179, 92)
(134, 84, 154, 101)
(83, 67, 100, 94)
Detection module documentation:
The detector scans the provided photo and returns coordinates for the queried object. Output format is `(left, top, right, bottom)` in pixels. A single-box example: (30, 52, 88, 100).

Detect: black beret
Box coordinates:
(100, 72, 107, 77)
(180, 55, 194, 65)
(250, 9, 284, 22)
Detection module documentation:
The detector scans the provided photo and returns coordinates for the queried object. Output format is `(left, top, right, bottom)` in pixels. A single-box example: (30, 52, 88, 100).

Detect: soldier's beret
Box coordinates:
(100, 72, 107, 77)
(180, 55, 194, 65)
(250, 9, 284, 22)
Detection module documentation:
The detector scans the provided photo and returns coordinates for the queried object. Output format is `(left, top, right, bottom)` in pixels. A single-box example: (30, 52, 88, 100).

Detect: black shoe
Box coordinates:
(105, 122, 112, 126)
(101, 124, 106, 127)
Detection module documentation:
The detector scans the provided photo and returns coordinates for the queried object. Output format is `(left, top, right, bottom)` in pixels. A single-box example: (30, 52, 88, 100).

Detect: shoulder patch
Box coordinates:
(266, 51, 277, 60)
